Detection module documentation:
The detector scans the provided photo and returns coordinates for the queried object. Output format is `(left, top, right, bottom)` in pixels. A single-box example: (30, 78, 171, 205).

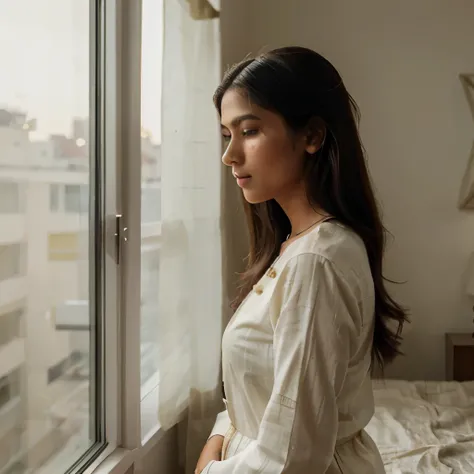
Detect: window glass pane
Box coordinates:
(0, 182, 22, 213)
(0, 1, 96, 472)
(0, 309, 23, 347)
(65, 184, 89, 213)
(49, 184, 60, 212)
(142, 186, 161, 223)
(140, 0, 162, 430)
(0, 244, 24, 282)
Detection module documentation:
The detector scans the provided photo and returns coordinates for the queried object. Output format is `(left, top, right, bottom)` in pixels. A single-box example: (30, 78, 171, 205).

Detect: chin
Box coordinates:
(242, 190, 272, 205)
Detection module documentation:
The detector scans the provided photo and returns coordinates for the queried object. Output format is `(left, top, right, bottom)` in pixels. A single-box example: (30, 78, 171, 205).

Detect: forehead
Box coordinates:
(220, 89, 261, 125)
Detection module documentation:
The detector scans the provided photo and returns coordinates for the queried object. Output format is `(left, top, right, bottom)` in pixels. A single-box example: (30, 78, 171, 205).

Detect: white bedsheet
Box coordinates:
(366, 379, 474, 473)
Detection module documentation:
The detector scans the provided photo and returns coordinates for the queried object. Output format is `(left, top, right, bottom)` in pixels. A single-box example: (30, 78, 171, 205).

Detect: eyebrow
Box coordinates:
(221, 113, 261, 129)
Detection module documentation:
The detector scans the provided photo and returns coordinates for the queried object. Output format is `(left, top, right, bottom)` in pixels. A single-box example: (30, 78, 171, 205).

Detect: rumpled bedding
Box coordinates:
(367, 380, 474, 473)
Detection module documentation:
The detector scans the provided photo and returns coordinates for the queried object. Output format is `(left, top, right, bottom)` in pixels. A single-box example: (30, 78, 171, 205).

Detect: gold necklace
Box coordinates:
(286, 216, 331, 241)
(265, 216, 332, 280)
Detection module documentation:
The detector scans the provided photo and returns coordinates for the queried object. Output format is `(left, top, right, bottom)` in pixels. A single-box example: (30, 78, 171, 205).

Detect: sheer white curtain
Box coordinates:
(158, 0, 226, 471)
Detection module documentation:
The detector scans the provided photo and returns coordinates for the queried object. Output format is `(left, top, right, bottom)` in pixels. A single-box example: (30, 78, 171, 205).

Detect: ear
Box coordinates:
(304, 117, 326, 155)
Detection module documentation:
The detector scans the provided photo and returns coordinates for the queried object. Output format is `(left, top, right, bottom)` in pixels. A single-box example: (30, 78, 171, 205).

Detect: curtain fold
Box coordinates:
(158, 0, 224, 471)
(186, 0, 219, 20)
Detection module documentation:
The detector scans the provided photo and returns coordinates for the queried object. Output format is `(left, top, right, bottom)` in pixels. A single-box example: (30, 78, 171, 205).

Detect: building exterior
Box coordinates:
(0, 109, 161, 473)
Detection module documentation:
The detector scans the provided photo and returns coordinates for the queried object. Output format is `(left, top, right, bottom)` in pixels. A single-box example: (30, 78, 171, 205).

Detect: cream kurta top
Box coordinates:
(203, 220, 385, 473)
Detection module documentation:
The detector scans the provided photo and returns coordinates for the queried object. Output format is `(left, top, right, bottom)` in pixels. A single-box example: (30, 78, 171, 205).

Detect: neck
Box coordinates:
(276, 183, 327, 237)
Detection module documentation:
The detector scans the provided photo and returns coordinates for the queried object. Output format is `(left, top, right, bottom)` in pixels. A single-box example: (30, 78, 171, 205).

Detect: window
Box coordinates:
(0, 368, 21, 411)
(140, 0, 163, 437)
(0, 182, 22, 213)
(0, 309, 23, 347)
(49, 184, 60, 212)
(0, 375, 23, 469)
(48, 232, 81, 261)
(2, 1, 167, 473)
(141, 186, 162, 223)
(0, 1, 105, 473)
(64, 185, 89, 214)
(0, 378, 10, 410)
(0, 244, 26, 282)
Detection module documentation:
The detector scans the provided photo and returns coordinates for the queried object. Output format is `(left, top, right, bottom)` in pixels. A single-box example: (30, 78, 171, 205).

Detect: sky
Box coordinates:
(0, 0, 162, 143)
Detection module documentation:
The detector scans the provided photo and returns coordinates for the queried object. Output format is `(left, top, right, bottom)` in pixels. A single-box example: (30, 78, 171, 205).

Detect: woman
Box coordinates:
(196, 46, 408, 473)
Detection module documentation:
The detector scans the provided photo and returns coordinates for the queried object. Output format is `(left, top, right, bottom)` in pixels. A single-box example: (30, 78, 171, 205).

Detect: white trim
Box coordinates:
(101, 0, 121, 451)
(83, 447, 135, 474)
(118, 0, 143, 450)
(84, 428, 168, 474)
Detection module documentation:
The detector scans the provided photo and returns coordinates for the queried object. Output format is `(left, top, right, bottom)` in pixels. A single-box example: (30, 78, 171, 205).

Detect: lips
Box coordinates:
(234, 174, 252, 188)
(233, 173, 251, 179)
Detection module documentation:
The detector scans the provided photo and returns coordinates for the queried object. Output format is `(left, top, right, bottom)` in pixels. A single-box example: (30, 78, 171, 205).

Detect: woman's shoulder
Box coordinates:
(284, 220, 370, 280)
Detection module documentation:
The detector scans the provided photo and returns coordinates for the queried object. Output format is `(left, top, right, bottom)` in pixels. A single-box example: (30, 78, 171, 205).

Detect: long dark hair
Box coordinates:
(214, 47, 408, 371)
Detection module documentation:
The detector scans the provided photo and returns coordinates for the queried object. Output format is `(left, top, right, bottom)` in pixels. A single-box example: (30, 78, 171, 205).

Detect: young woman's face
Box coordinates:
(220, 88, 316, 204)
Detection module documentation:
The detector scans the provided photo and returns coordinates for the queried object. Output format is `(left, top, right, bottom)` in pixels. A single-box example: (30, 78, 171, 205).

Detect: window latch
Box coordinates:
(114, 214, 127, 264)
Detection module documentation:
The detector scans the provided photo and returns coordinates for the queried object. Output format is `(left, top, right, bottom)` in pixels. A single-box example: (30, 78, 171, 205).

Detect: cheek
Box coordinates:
(247, 135, 287, 169)
(251, 136, 301, 183)
(241, 137, 303, 203)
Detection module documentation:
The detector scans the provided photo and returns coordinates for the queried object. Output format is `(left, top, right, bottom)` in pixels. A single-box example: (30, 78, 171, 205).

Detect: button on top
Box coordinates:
(253, 284, 264, 295)
(267, 268, 277, 278)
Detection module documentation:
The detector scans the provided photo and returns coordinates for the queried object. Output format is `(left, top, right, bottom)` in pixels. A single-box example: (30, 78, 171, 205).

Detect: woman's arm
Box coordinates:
(195, 435, 224, 474)
(201, 254, 362, 473)
(196, 409, 230, 473)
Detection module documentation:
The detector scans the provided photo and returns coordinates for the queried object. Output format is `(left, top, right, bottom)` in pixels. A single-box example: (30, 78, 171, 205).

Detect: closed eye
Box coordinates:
(221, 128, 258, 143)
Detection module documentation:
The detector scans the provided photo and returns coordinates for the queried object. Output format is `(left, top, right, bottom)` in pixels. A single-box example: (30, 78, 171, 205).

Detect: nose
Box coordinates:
(221, 138, 242, 167)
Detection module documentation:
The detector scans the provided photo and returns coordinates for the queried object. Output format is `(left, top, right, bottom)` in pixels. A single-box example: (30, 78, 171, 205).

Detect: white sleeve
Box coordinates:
(208, 409, 230, 439)
(202, 254, 362, 473)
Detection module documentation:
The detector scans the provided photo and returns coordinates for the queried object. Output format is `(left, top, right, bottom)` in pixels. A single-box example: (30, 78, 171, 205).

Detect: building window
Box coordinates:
(0, 244, 26, 283)
(0, 368, 21, 411)
(0, 182, 21, 214)
(49, 184, 60, 212)
(0, 309, 23, 347)
(0, 371, 23, 469)
(47, 232, 82, 261)
(0, 378, 10, 410)
(141, 186, 161, 223)
(64, 184, 89, 213)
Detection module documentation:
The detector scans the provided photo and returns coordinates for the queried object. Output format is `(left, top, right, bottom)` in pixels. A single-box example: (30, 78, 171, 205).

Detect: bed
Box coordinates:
(366, 380, 474, 473)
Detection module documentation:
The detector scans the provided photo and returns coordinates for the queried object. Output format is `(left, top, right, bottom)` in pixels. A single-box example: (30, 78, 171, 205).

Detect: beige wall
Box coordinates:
(220, 0, 255, 320)
(222, 0, 474, 380)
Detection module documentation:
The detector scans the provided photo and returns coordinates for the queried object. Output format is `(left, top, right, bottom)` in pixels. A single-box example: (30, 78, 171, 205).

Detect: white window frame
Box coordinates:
(83, 1, 166, 473)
